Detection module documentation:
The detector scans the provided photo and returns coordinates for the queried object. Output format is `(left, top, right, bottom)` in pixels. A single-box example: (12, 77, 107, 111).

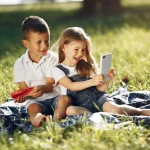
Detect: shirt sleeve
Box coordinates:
(51, 67, 66, 85)
(45, 52, 58, 77)
(14, 59, 24, 84)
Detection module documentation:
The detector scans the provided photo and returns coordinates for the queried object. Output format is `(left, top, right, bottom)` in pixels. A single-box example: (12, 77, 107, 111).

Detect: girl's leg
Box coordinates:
(27, 103, 49, 128)
(53, 95, 71, 121)
(103, 101, 150, 116)
(66, 106, 91, 116)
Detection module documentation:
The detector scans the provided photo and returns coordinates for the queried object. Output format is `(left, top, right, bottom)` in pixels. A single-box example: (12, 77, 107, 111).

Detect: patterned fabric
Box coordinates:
(1, 87, 150, 134)
(0, 98, 33, 134)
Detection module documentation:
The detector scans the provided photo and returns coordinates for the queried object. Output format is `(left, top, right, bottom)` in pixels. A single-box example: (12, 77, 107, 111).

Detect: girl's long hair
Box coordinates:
(52, 27, 99, 76)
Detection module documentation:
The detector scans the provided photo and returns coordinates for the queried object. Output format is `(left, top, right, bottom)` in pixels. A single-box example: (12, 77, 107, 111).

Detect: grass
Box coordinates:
(0, 0, 150, 149)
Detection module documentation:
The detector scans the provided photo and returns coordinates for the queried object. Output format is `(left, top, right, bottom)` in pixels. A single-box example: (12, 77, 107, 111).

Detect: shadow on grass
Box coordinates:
(0, 3, 149, 57)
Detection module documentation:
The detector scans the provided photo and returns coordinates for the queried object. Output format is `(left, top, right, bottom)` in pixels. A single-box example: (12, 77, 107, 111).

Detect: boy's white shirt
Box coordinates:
(14, 49, 60, 108)
(52, 63, 78, 95)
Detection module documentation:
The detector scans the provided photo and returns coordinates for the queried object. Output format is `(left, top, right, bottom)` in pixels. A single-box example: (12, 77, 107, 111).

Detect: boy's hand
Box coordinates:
(14, 96, 28, 103)
(107, 68, 115, 81)
(92, 74, 104, 86)
(29, 86, 44, 98)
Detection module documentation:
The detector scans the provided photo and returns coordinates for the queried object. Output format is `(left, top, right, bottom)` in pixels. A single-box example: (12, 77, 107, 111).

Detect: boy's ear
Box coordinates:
(22, 40, 29, 48)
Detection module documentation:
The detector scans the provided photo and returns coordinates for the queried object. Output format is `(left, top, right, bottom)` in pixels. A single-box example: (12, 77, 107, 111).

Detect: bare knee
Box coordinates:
(27, 103, 42, 114)
(53, 96, 71, 120)
(57, 95, 71, 106)
(66, 106, 90, 116)
(66, 106, 76, 115)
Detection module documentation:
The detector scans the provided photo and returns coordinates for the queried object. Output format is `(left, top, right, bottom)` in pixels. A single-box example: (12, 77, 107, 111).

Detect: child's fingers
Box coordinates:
(108, 69, 116, 76)
(14, 96, 25, 103)
(108, 68, 115, 74)
(29, 91, 43, 98)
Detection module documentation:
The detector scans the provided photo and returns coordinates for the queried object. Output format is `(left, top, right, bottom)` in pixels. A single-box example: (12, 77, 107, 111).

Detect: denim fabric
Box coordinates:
(57, 65, 70, 76)
(35, 96, 59, 115)
(96, 94, 114, 112)
(56, 65, 111, 113)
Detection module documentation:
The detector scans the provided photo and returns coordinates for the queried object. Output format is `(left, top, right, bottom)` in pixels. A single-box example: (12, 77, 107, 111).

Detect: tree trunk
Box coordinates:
(83, 0, 97, 15)
(101, 0, 121, 14)
(83, 0, 122, 15)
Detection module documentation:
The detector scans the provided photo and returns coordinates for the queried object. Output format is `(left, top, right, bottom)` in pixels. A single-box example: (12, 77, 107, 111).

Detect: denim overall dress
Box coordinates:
(56, 65, 111, 112)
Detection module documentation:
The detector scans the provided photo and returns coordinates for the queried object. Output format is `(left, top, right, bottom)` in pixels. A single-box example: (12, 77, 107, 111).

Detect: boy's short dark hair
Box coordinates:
(22, 16, 50, 40)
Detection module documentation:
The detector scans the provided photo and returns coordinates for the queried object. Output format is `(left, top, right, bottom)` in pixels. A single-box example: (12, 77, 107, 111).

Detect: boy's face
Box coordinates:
(22, 31, 50, 61)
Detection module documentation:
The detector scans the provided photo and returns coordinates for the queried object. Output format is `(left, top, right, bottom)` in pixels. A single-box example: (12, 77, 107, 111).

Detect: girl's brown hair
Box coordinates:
(57, 27, 98, 77)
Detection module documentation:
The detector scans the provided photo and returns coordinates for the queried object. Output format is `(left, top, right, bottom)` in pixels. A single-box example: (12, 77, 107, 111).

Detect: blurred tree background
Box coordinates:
(83, 0, 121, 15)
(38, 0, 122, 15)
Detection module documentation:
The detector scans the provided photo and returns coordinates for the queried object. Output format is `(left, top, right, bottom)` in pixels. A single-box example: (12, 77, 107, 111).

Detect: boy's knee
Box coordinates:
(28, 103, 42, 112)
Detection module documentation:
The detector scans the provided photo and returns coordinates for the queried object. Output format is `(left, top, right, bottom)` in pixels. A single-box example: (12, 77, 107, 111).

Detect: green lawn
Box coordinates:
(0, 0, 150, 149)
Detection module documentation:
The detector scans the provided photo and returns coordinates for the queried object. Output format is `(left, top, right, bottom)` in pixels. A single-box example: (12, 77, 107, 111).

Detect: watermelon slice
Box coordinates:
(11, 87, 34, 99)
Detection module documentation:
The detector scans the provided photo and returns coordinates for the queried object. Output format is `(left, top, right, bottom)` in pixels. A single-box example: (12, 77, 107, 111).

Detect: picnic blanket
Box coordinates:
(1, 85, 150, 134)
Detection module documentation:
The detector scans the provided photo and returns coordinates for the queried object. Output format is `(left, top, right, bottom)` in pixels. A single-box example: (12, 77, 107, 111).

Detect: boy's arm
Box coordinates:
(13, 81, 29, 103)
(19, 81, 29, 89)
(14, 78, 55, 103)
(36, 77, 55, 93)
(29, 77, 55, 98)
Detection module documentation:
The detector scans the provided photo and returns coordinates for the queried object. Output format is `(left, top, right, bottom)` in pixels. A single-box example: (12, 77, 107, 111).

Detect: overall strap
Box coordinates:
(56, 65, 70, 76)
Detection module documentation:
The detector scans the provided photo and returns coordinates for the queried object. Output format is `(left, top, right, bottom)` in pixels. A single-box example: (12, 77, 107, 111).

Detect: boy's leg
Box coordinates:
(27, 103, 49, 128)
(66, 106, 91, 116)
(53, 95, 71, 121)
(103, 101, 150, 116)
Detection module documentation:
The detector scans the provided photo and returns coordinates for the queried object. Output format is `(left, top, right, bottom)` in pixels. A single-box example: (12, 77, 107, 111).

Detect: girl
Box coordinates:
(52, 27, 150, 116)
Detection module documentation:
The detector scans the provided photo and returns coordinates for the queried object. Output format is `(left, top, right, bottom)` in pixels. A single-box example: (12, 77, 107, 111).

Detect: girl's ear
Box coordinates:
(61, 45, 65, 52)
(22, 40, 29, 48)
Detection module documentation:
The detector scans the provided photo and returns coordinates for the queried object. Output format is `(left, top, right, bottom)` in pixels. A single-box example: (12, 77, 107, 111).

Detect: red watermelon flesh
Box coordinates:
(11, 87, 34, 99)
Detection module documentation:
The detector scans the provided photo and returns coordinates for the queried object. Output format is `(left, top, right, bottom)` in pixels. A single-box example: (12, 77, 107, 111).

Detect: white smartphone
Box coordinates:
(100, 53, 112, 81)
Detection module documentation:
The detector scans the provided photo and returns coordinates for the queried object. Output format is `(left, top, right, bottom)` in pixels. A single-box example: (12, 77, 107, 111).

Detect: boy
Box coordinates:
(14, 16, 71, 128)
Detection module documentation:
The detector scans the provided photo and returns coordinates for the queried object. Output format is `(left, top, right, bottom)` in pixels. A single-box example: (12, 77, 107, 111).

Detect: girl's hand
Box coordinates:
(92, 74, 104, 86)
(29, 86, 44, 98)
(107, 68, 115, 81)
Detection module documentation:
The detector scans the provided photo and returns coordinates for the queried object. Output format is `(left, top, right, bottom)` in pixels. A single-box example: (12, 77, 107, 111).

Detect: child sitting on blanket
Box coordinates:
(52, 26, 150, 116)
(13, 16, 71, 127)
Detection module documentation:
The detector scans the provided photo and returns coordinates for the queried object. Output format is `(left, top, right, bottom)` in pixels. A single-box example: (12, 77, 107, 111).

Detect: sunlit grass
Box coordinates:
(122, 0, 150, 6)
(0, 0, 150, 149)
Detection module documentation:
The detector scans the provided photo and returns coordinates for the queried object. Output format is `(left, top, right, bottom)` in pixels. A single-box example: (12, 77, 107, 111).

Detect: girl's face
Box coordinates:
(62, 40, 87, 67)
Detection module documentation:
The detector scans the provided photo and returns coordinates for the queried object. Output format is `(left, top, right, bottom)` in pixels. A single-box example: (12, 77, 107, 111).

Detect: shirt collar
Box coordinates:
(24, 49, 50, 63)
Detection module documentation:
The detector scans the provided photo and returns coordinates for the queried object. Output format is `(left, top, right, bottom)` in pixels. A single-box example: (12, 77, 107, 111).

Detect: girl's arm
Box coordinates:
(96, 81, 110, 92)
(58, 75, 103, 91)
